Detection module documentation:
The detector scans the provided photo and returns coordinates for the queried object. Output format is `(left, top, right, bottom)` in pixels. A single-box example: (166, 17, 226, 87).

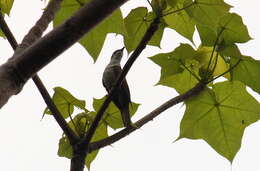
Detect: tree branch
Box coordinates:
(0, 1, 78, 144)
(0, 10, 17, 49)
(15, 0, 63, 54)
(0, 0, 128, 108)
(11, 0, 128, 81)
(88, 82, 205, 152)
(68, 16, 161, 171)
(82, 17, 160, 149)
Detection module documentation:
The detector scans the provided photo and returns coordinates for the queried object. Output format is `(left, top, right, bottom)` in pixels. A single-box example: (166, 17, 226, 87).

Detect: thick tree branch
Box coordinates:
(88, 82, 205, 152)
(15, 0, 63, 54)
(0, 0, 128, 108)
(0, 1, 78, 144)
(11, 0, 128, 81)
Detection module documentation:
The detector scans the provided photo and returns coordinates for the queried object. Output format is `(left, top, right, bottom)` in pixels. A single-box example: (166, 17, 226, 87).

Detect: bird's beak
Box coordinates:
(120, 47, 125, 51)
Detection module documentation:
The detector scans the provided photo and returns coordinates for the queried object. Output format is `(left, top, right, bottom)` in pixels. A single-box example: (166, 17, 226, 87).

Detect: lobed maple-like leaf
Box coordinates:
(178, 81, 260, 162)
(53, 0, 125, 61)
(123, 7, 165, 53)
(43, 87, 87, 119)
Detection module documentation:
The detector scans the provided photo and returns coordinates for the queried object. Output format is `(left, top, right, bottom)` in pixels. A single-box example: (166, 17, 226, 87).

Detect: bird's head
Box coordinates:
(111, 47, 125, 62)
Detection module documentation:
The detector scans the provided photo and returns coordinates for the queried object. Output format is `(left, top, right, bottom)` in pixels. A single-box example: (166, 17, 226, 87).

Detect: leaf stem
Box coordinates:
(88, 82, 205, 152)
(206, 58, 241, 84)
(161, 2, 195, 17)
(179, 60, 201, 82)
(205, 28, 224, 80)
(146, 0, 153, 9)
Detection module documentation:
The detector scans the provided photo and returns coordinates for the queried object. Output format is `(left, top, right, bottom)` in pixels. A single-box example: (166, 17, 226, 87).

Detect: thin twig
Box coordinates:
(206, 58, 241, 84)
(82, 17, 161, 152)
(146, 0, 153, 9)
(0, 10, 17, 49)
(208, 52, 219, 79)
(0, 1, 78, 144)
(205, 28, 224, 80)
(89, 82, 205, 152)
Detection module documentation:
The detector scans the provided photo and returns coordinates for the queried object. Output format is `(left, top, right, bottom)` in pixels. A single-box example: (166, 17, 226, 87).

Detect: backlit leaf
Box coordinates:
(0, 0, 14, 15)
(185, 0, 231, 27)
(53, 0, 125, 61)
(218, 13, 251, 45)
(93, 96, 139, 129)
(219, 44, 260, 94)
(44, 87, 86, 119)
(124, 7, 165, 52)
(164, 3, 195, 42)
(58, 112, 108, 169)
(150, 43, 197, 85)
(179, 81, 260, 162)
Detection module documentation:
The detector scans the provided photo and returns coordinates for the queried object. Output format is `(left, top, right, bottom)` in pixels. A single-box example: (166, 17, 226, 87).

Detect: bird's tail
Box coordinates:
(121, 107, 132, 128)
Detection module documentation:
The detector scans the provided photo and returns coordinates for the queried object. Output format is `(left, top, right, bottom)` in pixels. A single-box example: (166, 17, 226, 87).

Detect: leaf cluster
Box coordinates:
(43, 87, 139, 168)
(42, 0, 260, 167)
(1, 0, 257, 169)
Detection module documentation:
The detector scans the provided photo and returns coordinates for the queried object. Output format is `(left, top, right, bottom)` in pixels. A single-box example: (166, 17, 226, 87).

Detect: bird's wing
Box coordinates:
(103, 65, 131, 105)
(112, 66, 131, 103)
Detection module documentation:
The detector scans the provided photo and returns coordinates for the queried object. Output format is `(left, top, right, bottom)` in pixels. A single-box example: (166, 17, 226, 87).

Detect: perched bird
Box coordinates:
(102, 47, 132, 127)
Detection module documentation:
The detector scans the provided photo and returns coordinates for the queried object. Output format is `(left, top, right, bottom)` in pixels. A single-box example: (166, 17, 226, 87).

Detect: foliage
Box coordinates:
(123, 7, 165, 52)
(178, 81, 260, 161)
(0, 0, 14, 15)
(0, 0, 13, 38)
(2, 0, 259, 170)
(58, 112, 108, 169)
(45, 87, 139, 167)
(48, 0, 260, 168)
(53, 0, 125, 61)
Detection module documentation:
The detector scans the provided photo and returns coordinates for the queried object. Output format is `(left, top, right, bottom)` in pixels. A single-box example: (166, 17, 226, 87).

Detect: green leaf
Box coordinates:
(67, 112, 90, 136)
(218, 13, 251, 45)
(53, 0, 125, 61)
(195, 46, 230, 78)
(58, 135, 72, 159)
(231, 56, 260, 94)
(185, 0, 231, 28)
(93, 96, 139, 129)
(149, 22, 165, 48)
(151, 0, 167, 14)
(196, 24, 217, 46)
(197, 13, 251, 46)
(124, 7, 164, 52)
(58, 112, 108, 169)
(44, 87, 86, 119)
(164, 3, 195, 42)
(219, 44, 260, 94)
(150, 43, 197, 84)
(0, 0, 14, 15)
(179, 81, 260, 162)
(160, 60, 200, 93)
(218, 43, 242, 58)
(85, 119, 108, 169)
(0, 29, 5, 38)
(166, 0, 179, 7)
(79, 9, 125, 61)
